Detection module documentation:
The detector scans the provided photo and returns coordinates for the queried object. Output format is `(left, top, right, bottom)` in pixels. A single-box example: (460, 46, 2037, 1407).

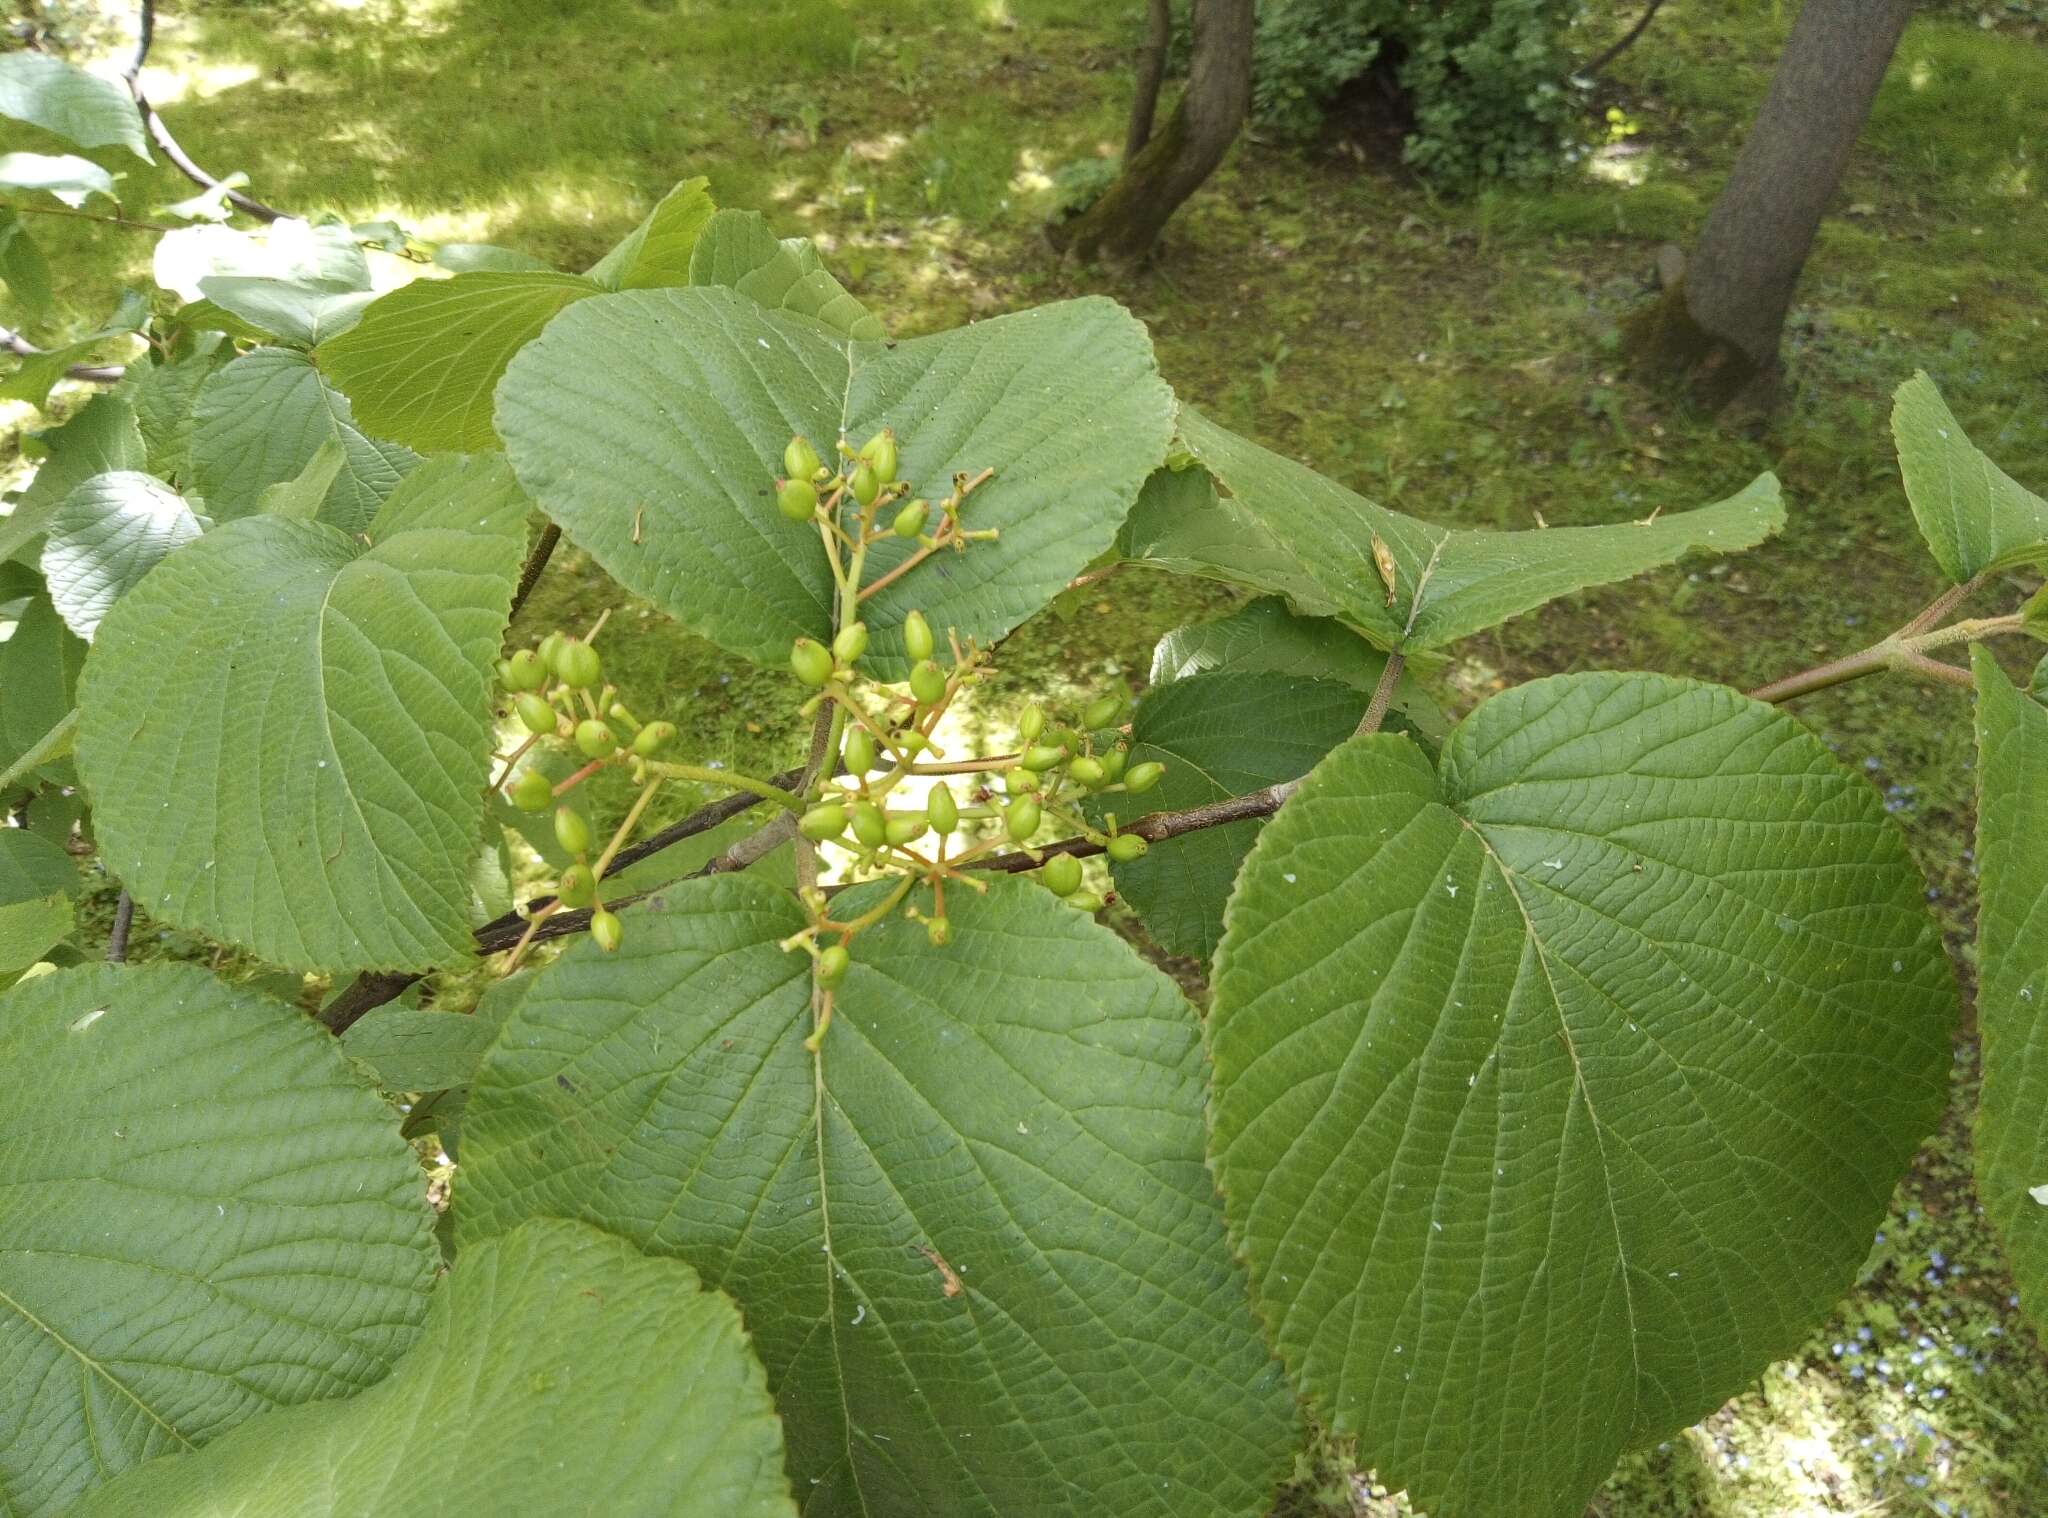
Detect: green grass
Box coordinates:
(8, 0, 2048, 1511)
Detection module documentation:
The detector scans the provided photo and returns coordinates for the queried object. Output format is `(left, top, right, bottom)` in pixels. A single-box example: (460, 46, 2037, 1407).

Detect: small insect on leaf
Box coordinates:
(1371, 533, 1398, 607)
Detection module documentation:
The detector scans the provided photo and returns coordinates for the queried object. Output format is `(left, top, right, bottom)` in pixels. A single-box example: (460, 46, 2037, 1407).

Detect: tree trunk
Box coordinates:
(1051, 0, 1253, 264)
(1629, 0, 1915, 409)
(1125, 0, 1174, 162)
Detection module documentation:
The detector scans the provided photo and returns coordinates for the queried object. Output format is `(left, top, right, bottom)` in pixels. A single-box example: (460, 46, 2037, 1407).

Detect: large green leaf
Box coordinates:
(188, 348, 418, 531)
(1970, 646, 2048, 1335)
(458, 875, 1297, 1518)
(76, 455, 528, 973)
(1207, 672, 1953, 1518)
(587, 174, 717, 290)
(1892, 371, 2048, 582)
(497, 288, 1172, 674)
(0, 597, 85, 787)
(320, 271, 599, 452)
(1175, 408, 1784, 652)
(1150, 595, 1446, 739)
(67, 1218, 794, 1518)
(0, 962, 436, 1518)
(40, 471, 202, 640)
(687, 208, 884, 340)
(1105, 672, 1367, 964)
(0, 393, 147, 566)
(0, 53, 150, 161)
(0, 826, 76, 971)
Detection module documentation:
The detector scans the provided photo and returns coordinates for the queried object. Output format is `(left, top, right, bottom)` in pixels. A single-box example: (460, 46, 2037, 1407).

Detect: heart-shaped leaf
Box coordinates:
(1207, 672, 1953, 1518)
(66, 1219, 794, 1518)
(0, 962, 436, 1518)
(496, 287, 1172, 674)
(76, 454, 529, 973)
(457, 875, 1297, 1518)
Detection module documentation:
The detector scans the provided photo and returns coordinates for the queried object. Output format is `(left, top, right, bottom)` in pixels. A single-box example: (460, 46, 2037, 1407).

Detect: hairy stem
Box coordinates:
(1356, 653, 1406, 736)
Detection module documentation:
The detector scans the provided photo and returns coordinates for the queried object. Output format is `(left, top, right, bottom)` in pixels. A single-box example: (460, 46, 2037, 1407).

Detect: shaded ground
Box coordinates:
(7, 1, 2048, 1512)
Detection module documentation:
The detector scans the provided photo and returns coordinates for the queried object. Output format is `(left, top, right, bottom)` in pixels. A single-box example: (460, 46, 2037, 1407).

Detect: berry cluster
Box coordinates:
(493, 622, 707, 962)
(765, 428, 1167, 1046)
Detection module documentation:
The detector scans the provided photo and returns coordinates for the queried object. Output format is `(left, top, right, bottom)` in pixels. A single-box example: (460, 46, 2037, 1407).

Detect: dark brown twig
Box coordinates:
(124, 0, 286, 223)
(316, 766, 806, 1034)
(972, 781, 1302, 874)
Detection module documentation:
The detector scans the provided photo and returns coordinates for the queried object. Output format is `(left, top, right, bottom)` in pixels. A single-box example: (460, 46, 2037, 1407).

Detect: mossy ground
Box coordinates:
(9, 0, 2048, 1511)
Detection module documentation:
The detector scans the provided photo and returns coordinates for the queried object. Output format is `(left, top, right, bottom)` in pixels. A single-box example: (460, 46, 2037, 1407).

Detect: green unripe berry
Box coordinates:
(833, 621, 869, 666)
(516, 693, 559, 736)
(902, 610, 935, 662)
(816, 944, 850, 988)
(799, 804, 847, 842)
(926, 786, 959, 834)
(556, 863, 597, 909)
(554, 806, 593, 856)
(778, 477, 818, 522)
(1099, 747, 1128, 782)
(509, 768, 554, 812)
(505, 649, 549, 691)
(1124, 761, 1165, 794)
(631, 721, 676, 756)
(842, 726, 878, 775)
(1045, 727, 1081, 757)
(1021, 744, 1068, 773)
(894, 730, 932, 753)
(1107, 832, 1148, 862)
(1018, 705, 1045, 743)
(1005, 795, 1041, 843)
(575, 719, 617, 758)
(1041, 852, 1083, 897)
(858, 427, 898, 483)
(885, 813, 928, 848)
(790, 637, 833, 687)
(537, 631, 566, 670)
(589, 907, 623, 953)
(1067, 756, 1106, 789)
(851, 800, 888, 849)
(556, 640, 602, 690)
(1065, 889, 1105, 914)
(850, 459, 880, 507)
(909, 660, 948, 707)
(785, 435, 822, 481)
(893, 499, 929, 538)
(926, 915, 950, 947)
(1083, 694, 1127, 730)
(1004, 768, 1039, 796)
